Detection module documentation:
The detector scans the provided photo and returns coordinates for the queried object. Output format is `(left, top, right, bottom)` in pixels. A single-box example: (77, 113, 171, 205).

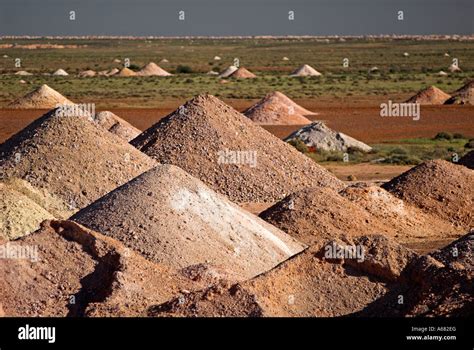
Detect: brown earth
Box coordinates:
(259, 187, 390, 245)
(0, 108, 156, 218)
(324, 163, 412, 182)
(148, 234, 416, 317)
(339, 183, 464, 250)
(149, 233, 474, 317)
(382, 160, 474, 230)
(0, 220, 215, 317)
(355, 232, 474, 317)
(131, 94, 344, 203)
(92, 111, 141, 142)
(72, 164, 306, 281)
(0, 103, 473, 144)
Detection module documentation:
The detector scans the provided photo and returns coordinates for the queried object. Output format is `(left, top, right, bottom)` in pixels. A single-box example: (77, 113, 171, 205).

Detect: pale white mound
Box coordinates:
(14, 71, 33, 76)
(72, 165, 306, 281)
(8, 84, 74, 109)
(218, 65, 238, 78)
(52, 69, 69, 76)
(285, 121, 372, 152)
(0, 183, 55, 240)
(137, 62, 172, 76)
(290, 64, 322, 77)
(448, 64, 461, 73)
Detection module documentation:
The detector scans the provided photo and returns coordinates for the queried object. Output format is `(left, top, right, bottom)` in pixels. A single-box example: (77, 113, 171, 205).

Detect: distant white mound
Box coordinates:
(52, 69, 69, 76)
(285, 121, 372, 152)
(290, 64, 322, 77)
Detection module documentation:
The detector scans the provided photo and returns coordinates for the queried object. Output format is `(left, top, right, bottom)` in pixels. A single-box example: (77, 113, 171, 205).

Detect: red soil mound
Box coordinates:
(243, 91, 314, 125)
(382, 160, 474, 229)
(405, 86, 451, 105)
(0, 108, 156, 218)
(229, 67, 256, 78)
(260, 185, 461, 249)
(8, 84, 74, 109)
(131, 94, 344, 203)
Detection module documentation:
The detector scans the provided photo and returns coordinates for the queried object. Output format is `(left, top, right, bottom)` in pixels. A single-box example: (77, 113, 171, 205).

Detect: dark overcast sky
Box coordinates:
(0, 0, 472, 36)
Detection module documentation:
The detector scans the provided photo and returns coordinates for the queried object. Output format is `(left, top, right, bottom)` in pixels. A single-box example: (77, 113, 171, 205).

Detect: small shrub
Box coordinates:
(434, 132, 453, 141)
(465, 139, 474, 148)
(389, 147, 408, 155)
(287, 138, 308, 153)
(382, 154, 421, 165)
(128, 64, 140, 71)
(176, 65, 193, 74)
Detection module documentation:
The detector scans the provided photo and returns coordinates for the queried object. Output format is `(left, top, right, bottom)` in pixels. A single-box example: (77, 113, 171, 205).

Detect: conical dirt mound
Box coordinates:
(244, 91, 314, 125)
(259, 187, 388, 245)
(459, 150, 474, 170)
(229, 67, 256, 78)
(137, 62, 172, 76)
(8, 84, 74, 109)
(339, 183, 463, 251)
(131, 94, 344, 203)
(382, 160, 474, 229)
(92, 111, 141, 142)
(290, 64, 322, 77)
(285, 121, 372, 152)
(52, 69, 68, 76)
(71, 164, 306, 281)
(405, 86, 451, 105)
(260, 185, 460, 250)
(149, 234, 416, 317)
(0, 108, 156, 218)
(116, 67, 137, 77)
(0, 220, 211, 317)
(445, 80, 474, 105)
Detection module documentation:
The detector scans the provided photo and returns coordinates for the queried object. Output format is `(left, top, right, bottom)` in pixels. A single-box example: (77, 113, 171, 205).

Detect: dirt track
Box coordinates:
(1, 102, 472, 144)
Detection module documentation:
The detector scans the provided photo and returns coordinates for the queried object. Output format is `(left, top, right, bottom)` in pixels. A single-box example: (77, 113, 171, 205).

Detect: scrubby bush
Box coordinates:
(389, 147, 408, 155)
(176, 65, 193, 74)
(465, 139, 474, 148)
(382, 154, 421, 165)
(434, 132, 453, 141)
(287, 138, 308, 153)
